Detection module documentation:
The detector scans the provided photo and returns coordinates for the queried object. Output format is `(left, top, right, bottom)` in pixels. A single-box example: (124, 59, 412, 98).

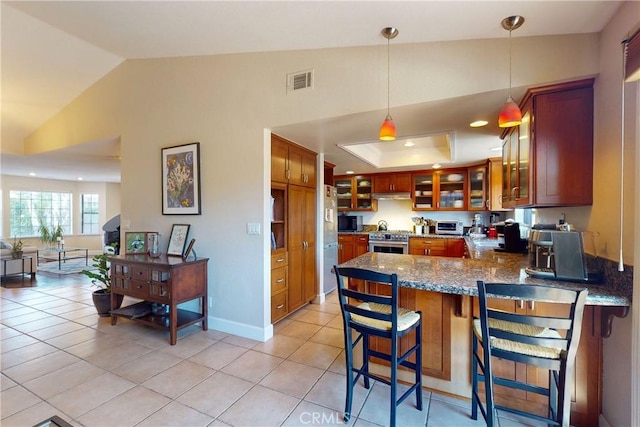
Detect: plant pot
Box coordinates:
(11, 251, 23, 259)
(92, 289, 124, 317)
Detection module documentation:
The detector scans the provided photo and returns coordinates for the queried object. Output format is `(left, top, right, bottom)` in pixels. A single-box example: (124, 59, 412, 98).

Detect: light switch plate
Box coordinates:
(247, 223, 261, 235)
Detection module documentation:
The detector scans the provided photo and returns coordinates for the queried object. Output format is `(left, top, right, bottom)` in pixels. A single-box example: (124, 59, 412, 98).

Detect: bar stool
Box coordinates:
(471, 280, 588, 427)
(333, 266, 423, 427)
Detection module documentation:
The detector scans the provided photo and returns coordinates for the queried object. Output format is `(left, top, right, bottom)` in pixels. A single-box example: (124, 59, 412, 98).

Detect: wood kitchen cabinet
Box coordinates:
(110, 255, 208, 345)
(412, 169, 467, 211)
(488, 157, 508, 211)
(271, 134, 316, 188)
(467, 163, 488, 211)
(368, 282, 452, 381)
(270, 252, 288, 323)
(373, 173, 412, 193)
(288, 185, 317, 312)
(471, 298, 602, 426)
(409, 237, 465, 257)
(338, 233, 369, 264)
(334, 175, 376, 212)
(501, 79, 594, 207)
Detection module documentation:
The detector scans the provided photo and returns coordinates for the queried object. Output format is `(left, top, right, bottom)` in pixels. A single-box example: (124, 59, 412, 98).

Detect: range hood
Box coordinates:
(372, 192, 412, 200)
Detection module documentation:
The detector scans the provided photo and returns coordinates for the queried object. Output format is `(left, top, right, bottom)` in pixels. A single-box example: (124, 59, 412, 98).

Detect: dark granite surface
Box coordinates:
(338, 237, 631, 306)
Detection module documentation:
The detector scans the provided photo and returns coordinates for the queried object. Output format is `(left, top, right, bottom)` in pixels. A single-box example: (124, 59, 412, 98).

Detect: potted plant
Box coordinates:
(81, 251, 124, 316)
(11, 237, 24, 259)
(38, 224, 64, 248)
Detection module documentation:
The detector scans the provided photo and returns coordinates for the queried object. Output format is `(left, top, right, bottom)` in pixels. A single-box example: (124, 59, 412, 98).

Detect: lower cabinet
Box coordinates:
(471, 297, 602, 426)
(409, 237, 465, 258)
(338, 233, 369, 291)
(368, 283, 453, 381)
(270, 252, 288, 323)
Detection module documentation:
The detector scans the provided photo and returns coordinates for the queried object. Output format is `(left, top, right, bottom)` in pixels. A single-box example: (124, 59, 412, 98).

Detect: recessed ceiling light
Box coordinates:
(77, 177, 83, 181)
(404, 141, 415, 147)
(346, 170, 354, 174)
(470, 120, 488, 128)
(29, 172, 36, 176)
(432, 163, 442, 169)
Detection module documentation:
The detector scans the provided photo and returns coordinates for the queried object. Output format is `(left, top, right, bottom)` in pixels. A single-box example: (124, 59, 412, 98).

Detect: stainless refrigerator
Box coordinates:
(322, 185, 338, 294)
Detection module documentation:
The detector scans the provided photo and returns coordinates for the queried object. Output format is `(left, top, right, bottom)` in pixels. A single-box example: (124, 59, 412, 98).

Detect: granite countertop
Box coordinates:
(338, 237, 631, 307)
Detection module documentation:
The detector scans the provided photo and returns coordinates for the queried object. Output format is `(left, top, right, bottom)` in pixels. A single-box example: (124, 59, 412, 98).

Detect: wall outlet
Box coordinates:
(247, 223, 261, 235)
(122, 219, 131, 230)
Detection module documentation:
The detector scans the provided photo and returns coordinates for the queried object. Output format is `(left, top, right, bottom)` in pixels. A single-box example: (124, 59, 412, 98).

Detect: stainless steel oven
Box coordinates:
(368, 232, 409, 254)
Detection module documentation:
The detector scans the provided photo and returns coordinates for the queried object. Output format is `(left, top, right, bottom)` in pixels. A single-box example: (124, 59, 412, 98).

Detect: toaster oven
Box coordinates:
(435, 220, 464, 235)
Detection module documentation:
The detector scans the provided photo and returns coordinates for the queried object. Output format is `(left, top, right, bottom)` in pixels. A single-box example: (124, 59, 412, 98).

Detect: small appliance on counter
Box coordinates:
(494, 222, 528, 253)
(525, 227, 603, 283)
(435, 220, 464, 235)
(338, 215, 363, 232)
(378, 220, 388, 231)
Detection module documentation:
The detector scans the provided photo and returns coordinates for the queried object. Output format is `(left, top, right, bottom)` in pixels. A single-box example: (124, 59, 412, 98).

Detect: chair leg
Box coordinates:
(362, 334, 370, 389)
(558, 359, 573, 427)
(549, 369, 558, 426)
(415, 322, 423, 410)
(390, 336, 398, 427)
(471, 333, 479, 420)
(343, 328, 354, 423)
(481, 337, 496, 427)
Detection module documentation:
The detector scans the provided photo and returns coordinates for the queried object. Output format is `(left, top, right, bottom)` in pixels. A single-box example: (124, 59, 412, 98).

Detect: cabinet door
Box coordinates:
(468, 165, 487, 211)
(374, 173, 411, 193)
(488, 157, 506, 211)
(413, 173, 436, 210)
(446, 239, 465, 258)
(409, 238, 447, 256)
(302, 187, 317, 302)
(335, 177, 354, 211)
(289, 145, 316, 188)
(515, 109, 531, 205)
(354, 176, 374, 210)
(354, 235, 369, 257)
(437, 170, 466, 210)
(288, 186, 316, 311)
(338, 234, 355, 264)
(271, 136, 289, 184)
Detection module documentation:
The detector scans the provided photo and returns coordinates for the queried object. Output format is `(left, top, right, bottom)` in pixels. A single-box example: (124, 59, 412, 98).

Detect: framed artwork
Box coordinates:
(167, 224, 190, 256)
(125, 232, 147, 254)
(162, 142, 201, 215)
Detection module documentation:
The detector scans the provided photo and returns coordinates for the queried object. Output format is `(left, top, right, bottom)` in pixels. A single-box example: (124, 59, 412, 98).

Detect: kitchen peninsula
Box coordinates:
(338, 240, 631, 426)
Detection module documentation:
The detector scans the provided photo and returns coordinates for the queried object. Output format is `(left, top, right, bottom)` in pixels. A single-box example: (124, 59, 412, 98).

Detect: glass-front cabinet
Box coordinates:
(334, 175, 375, 212)
(413, 169, 467, 211)
(437, 170, 466, 210)
(413, 173, 435, 210)
(467, 163, 488, 210)
(501, 109, 531, 207)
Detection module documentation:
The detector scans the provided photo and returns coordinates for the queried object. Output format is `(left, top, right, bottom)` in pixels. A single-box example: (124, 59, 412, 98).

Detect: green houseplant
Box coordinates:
(38, 224, 64, 248)
(11, 237, 24, 259)
(81, 250, 123, 316)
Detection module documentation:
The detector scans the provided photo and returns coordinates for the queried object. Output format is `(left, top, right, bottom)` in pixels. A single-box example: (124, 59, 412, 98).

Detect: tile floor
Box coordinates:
(1, 273, 532, 426)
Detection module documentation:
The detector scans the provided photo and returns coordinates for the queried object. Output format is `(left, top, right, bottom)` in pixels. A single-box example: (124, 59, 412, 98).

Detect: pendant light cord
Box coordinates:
(508, 27, 513, 98)
(387, 35, 391, 116)
(619, 40, 627, 271)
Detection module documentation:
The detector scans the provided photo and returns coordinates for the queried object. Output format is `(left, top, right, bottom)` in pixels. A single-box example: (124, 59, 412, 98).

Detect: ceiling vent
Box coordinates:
(287, 69, 313, 93)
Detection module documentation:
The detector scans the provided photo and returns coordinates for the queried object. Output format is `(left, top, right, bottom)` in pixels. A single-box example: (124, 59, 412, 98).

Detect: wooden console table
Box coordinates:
(109, 254, 209, 345)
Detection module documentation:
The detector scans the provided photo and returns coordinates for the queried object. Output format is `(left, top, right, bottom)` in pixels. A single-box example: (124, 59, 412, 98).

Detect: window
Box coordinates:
(9, 191, 72, 238)
(81, 194, 99, 234)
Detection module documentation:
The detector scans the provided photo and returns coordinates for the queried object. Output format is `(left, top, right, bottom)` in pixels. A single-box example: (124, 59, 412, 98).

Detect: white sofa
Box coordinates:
(0, 240, 38, 280)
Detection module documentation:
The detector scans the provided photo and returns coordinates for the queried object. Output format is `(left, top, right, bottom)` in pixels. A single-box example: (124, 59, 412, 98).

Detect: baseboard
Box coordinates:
(208, 315, 273, 342)
(599, 413, 612, 427)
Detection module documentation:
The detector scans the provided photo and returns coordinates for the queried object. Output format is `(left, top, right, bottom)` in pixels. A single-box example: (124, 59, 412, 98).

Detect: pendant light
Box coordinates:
(498, 15, 524, 128)
(379, 27, 399, 141)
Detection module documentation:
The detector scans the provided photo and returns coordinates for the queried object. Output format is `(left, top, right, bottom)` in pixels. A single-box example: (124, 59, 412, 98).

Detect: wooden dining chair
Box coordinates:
(471, 280, 588, 427)
(333, 266, 423, 427)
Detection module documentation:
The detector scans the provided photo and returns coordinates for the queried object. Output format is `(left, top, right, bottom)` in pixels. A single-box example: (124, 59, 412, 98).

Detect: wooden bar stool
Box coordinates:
(334, 266, 423, 427)
(471, 280, 588, 427)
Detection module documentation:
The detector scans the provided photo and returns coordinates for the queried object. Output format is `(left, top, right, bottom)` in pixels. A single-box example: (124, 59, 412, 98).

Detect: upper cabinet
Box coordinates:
(335, 175, 376, 212)
(488, 157, 508, 211)
(412, 169, 467, 211)
(271, 134, 316, 188)
(373, 173, 412, 194)
(467, 163, 488, 211)
(501, 79, 594, 208)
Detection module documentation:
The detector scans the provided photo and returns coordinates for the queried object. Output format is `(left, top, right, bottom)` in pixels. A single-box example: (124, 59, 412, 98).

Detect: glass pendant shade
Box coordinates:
(498, 96, 522, 128)
(379, 115, 396, 141)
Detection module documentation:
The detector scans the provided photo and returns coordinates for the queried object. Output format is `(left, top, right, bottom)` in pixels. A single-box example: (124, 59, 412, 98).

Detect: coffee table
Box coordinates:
(37, 248, 88, 270)
(1, 256, 34, 284)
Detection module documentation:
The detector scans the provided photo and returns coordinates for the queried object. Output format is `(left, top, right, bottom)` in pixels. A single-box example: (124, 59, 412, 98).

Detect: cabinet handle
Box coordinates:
(276, 304, 285, 309)
(518, 299, 524, 309)
(276, 279, 284, 283)
(276, 258, 284, 263)
(528, 300, 535, 311)
(286, 170, 290, 179)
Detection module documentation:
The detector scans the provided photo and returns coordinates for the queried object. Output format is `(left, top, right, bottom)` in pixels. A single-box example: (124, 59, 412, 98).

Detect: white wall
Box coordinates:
(0, 175, 121, 251)
(22, 32, 609, 342)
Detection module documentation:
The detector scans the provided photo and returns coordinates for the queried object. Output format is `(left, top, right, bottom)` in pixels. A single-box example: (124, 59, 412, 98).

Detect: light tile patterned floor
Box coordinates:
(0, 273, 529, 426)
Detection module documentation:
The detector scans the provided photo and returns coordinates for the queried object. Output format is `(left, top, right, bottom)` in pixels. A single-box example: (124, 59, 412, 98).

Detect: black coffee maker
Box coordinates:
(499, 222, 528, 253)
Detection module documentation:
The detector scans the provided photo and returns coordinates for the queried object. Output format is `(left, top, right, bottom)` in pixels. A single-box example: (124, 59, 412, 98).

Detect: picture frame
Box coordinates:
(162, 142, 201, 215)
(167, 224, 190, 256)
(124, 232, 147, 254)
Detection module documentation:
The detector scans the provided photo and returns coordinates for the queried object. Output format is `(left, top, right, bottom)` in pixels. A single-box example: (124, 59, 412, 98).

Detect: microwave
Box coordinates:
(435, 220, 463, 235)
(338, 215, 363, 232)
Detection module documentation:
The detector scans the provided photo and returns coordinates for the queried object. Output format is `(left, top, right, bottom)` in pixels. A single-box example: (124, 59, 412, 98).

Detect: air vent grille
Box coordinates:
(287, 70, 313, 93)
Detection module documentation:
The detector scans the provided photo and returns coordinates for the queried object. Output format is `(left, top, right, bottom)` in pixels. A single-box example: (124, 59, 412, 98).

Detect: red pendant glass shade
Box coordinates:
(498, 96, 522, 128)
(379, 114, 396, 141)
